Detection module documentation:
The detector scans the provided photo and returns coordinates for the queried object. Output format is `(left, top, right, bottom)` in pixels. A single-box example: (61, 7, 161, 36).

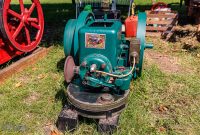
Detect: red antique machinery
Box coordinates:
(0, 0, 44, 65)
(151, 2, 168, 11)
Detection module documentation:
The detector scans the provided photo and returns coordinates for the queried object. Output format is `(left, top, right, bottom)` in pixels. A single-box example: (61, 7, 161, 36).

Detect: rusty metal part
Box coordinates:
(64, 56, 76, 83)
(128, 38, 140, 64)
(97, 93, 115, 104)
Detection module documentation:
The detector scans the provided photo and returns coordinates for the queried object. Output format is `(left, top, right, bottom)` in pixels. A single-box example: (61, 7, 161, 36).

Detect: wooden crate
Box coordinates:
(145, 10, 178, 40)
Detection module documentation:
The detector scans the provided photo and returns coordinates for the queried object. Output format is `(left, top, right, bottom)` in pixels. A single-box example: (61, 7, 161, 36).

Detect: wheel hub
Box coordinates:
(22, 9, 29, 24)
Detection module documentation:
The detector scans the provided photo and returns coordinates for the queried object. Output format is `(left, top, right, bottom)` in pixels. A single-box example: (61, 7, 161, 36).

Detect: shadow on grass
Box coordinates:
(41, 3, 76, 46)
(56, 58, 66, 72)
(55, 81, 68, 106)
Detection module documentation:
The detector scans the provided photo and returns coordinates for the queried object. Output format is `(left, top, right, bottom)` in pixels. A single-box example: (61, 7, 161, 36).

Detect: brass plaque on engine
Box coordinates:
(85, 33, 106, 49)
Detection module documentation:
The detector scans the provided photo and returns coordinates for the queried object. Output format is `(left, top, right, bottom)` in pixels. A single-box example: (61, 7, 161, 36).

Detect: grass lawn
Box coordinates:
(0, 0, 200, 135)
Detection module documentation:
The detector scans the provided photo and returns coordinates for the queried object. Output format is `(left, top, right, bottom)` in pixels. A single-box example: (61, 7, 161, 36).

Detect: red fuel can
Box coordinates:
(125, 15, 138, 37)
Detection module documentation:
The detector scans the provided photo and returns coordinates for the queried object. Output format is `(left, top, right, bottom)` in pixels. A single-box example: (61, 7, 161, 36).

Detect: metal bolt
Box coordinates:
(101, 64, 106, 69)
(73, 66, 79, 74)
(100, 94, 113, 102)
(81, 61, 87, 67)
(90, 64, 97, 72)
(132, 51, 138, 57)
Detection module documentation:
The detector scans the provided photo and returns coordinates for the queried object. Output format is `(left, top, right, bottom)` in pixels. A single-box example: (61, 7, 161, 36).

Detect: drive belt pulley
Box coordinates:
(63, 11, 95, 60)
(136, 12, 153, 76)
(63, 19, 77, 57)
(73, 11, 94, 57)
(136, 12, 147, 76)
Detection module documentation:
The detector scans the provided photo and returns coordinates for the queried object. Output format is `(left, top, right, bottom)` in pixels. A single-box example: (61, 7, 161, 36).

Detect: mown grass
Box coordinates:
(0, 41, 199, 135)
(1, 0, 200, 135)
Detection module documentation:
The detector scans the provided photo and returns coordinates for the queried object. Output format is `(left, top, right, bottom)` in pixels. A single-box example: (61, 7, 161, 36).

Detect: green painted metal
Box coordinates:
(114, 74, 132, 90)
(73, 11, 95, 57)
(84, 5, 92, 12)
(85, 77, 115, 88)
(79, 54, 112, 88)
(63, 19, 77, 57)
(79, 21, 122, 67)
(63, 10, 151, 92)
(77, 18, 133, 90)
(136, 12, 147, 77)
(145, 43, 154, 49)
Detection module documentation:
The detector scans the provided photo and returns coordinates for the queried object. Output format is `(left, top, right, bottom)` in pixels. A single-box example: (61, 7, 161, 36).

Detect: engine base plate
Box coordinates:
(57, 83, 129, 133)
(65, 83, 129, 119)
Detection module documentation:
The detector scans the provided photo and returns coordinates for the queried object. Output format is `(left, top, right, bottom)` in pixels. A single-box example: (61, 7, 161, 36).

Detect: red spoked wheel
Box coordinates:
(0, 0, 44, 52)
(151, 2, 168, 11)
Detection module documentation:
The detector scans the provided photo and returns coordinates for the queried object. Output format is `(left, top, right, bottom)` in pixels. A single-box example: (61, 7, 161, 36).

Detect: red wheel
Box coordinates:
(0, 0, 44, 52)
(151, 2, 168, 11)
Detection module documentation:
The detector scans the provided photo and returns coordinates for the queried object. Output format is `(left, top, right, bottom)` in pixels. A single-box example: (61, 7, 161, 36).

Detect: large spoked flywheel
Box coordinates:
(0, 0, 44, 52)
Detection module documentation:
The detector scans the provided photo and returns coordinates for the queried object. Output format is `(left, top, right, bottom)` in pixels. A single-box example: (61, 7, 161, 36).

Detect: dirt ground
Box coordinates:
(145, 50, 183, 73)
(145, 24, 200, 74)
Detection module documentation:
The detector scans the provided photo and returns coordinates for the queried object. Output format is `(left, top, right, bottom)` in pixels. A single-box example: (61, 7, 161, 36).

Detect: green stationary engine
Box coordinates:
(63, 10, 152, 92)
(58, 7, 153, 134)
